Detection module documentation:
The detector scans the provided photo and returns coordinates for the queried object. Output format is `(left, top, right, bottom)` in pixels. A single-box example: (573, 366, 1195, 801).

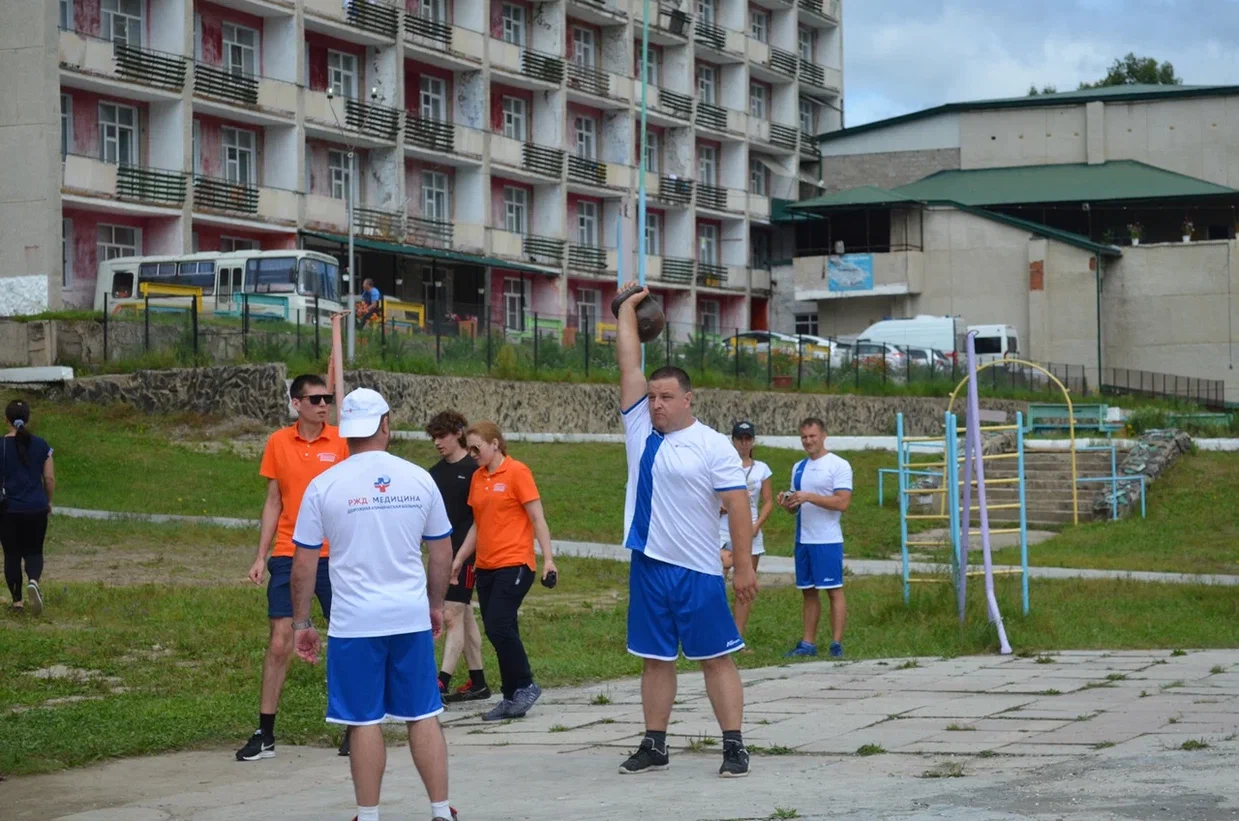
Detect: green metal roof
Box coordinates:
(955, 206, 1122, 258)
(893, 161, 1239, 206)
(819, 84, 1239, 142)
(787, 185, 924, 212)
(301, 231, 558, 276)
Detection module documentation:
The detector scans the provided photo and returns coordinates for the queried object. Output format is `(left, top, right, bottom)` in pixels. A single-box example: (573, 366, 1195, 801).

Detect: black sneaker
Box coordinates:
(618, 738, 670, 775)
(235, 730, 275, 761)
(445, 682, 492, 703)
(719, 741, 750, 778)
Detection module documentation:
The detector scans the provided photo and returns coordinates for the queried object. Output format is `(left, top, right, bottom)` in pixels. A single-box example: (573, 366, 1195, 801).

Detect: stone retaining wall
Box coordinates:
(1093, 429, 1193, 519)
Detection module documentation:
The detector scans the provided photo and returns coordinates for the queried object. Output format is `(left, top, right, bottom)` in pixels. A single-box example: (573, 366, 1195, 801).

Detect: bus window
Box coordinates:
(112, 271, 135, 299)
(139, 262, 177, 278)
(177, 261, 216, 293)
(1006, 335, 1019, 355)
(246, 257, 296, 293)
(297, 258, 340, 300)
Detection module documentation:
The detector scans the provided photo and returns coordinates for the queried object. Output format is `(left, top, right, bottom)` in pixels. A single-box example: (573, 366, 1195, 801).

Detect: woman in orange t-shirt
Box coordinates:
(451, 421, 557, 722)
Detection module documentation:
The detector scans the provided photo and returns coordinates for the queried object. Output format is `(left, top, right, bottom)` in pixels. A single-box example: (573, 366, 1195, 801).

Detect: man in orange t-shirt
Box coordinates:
(236, 374, 350, 763)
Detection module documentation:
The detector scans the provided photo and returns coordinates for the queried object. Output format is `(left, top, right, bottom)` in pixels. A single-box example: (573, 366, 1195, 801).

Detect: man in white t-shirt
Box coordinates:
(778, 416, 852, 659)
(613, 283, 759, 779)
(290, 388, 459, 821)
(718, 421, 773, 640)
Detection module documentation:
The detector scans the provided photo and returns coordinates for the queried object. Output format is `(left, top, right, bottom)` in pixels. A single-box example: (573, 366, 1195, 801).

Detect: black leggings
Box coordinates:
(476, 565, 535, 699)
(1, 511, 48, 602)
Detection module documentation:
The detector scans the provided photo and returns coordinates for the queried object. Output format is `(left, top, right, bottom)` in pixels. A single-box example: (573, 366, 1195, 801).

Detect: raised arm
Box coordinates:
(616, 281, 649, 411)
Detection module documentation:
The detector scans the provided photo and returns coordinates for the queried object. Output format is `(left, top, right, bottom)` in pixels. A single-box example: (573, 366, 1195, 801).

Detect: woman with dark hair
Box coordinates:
(2, 399, 55, 615)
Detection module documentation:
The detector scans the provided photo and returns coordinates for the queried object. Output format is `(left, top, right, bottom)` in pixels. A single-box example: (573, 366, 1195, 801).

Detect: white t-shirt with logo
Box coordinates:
(621, 397, 746, 577)
(293, 450, 453, 638)
(719, 459, 772, 541)
(792, 452, 853, 546)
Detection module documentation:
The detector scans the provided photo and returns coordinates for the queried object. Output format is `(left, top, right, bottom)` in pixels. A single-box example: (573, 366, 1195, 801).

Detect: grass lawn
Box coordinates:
(3, 554, 1237, 777)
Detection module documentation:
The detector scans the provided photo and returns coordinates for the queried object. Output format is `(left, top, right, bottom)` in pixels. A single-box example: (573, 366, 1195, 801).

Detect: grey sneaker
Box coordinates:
(481, 699, 515, 722)
(508, 682, 542, 718)
(26, 580, 43, 616)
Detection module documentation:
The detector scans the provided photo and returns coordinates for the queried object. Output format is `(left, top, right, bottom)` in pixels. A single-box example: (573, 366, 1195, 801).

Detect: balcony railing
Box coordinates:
(117, 164, 188, 204)
(697, 261, 727, 287)
(799, 59, 826, 88)
(405, 115, 454, 153)
(567, 155, 606, 186)
(694, 20, 726, 51)
(193, 62, 258, 106)
(696, 182, 727, 211)
(407, 215, 454, 248)
(696, 101, 727, 132)
(115, 43, 187, 90)
(655, 88, 693, 120)
(661, 257, 695, 283)
(346, 98, 402, 141)
(522, 49, 565, 85)
(797, 0, 839, 21)
(800, 131, 820, 159)
(566, 61, 610, 97)
(573, 0, 629, 18)
(656, 175, 693, 205)
(194, 174, 258, 213)
(354, 206, 405, 239)
(347, 0, 399, 38)
(404, 13, 451, 48)
(769, 46, 798, 77)
(523, 233, 566, 267)
(568, 244, 607, 272)
(523, 143, 566, 178)
(769, 123, 799, 150)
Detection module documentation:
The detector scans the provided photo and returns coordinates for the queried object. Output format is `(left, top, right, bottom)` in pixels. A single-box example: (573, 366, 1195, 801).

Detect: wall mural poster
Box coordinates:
(827, 253, 874, 292)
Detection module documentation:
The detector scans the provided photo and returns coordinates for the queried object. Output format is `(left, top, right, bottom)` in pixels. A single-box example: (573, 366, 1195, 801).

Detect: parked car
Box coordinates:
(722, 330, 802, 357)
(906, 346, 952, 374)
(856, 315, 967, 356)
(967, 324, 1020, 364)
(843, 340, 907, 375)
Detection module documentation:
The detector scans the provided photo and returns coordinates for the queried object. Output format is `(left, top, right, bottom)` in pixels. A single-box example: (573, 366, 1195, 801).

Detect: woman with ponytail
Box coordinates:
(2, 400, 55, 615)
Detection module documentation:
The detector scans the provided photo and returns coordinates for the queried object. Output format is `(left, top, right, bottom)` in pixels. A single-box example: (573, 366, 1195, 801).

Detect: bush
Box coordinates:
(1126, 407, 1168, 436)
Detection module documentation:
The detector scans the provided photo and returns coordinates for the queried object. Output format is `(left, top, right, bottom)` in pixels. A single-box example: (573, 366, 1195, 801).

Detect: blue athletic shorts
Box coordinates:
(326, 630, 443, 725)
(627, 551, 744, 661)
(267, 556, 332, 620)
(795, 542, 844, 589)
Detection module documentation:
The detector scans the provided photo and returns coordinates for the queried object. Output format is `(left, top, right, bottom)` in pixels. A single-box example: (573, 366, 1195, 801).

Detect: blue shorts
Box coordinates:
(267, 556, 332, 620)
(627, 551, 744, 661)
(326, 631, 444, 725)
(795, 542, 844, 590)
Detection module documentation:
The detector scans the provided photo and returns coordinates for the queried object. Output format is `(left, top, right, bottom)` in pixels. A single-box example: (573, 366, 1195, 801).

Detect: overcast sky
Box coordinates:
(842, 0, 1239, 127)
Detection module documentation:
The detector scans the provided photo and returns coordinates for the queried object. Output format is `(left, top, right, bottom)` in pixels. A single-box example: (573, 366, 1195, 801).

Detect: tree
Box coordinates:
(1027, 84, 1058, 96)
(1078, 53, 1183, 89)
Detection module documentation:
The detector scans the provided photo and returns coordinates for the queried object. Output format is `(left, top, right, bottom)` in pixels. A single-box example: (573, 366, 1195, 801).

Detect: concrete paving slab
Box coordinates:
(905, 694, 1039, 718)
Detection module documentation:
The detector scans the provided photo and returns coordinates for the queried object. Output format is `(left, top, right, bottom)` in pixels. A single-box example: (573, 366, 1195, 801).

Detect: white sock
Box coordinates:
(430, 799, 452, 819)
(357, 805, 379, 821)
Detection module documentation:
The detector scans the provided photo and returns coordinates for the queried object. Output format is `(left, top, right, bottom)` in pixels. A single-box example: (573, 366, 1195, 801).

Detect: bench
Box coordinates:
(1025, 403, 1122, 436)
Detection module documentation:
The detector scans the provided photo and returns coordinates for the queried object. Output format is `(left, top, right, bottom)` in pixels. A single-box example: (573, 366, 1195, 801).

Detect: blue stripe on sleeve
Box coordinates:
(715, 485, 746, 492)
(424, 530, 453, 541)
(293, 540, 322, 550)
(621, 397, 646, 416)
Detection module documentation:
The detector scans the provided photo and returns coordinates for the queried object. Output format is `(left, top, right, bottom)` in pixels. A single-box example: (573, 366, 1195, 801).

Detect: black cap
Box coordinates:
(732, 421, 756, 438)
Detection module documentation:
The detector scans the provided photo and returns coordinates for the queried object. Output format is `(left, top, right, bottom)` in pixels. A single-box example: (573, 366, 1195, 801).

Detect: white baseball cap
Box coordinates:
(338, 388, 391, 439)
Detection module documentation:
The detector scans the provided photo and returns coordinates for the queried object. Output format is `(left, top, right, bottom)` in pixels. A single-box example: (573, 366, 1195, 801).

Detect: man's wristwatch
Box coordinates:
(292, 619, 314, 630)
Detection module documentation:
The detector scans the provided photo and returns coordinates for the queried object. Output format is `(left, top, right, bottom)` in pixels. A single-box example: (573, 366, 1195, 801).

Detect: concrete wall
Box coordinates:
(818, 148, 961, 193)
(818, 112, 960, 156)
(959, 105, 1088, 169)
(1102, 97, 1239, 187)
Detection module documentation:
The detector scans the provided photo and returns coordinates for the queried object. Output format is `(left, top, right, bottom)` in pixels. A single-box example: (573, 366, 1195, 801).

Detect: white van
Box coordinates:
(856, 315, 966, 355)
(967, 324, 1020, 364)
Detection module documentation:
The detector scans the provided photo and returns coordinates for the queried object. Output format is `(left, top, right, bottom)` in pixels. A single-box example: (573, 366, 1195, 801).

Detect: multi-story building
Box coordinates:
(1, 0, 843, 341)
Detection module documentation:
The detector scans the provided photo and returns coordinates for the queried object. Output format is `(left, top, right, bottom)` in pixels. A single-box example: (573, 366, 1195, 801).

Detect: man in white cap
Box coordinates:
(290, 388, 459, 821)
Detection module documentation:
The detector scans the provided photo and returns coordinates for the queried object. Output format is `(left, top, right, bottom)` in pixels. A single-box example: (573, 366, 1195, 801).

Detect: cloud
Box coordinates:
(842, 0, 1239, 126)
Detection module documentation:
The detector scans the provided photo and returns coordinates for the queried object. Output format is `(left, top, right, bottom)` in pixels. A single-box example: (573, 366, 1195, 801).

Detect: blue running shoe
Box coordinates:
(828, 641, 844, 658)
(784, 641, 817, 657)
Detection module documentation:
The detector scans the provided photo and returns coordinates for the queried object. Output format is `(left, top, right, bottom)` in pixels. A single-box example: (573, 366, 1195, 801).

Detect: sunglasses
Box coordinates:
(298, 394, 335, 406)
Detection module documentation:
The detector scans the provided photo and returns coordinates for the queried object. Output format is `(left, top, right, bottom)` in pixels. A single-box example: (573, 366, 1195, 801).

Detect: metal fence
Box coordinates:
(1100, 367, 1227, 411)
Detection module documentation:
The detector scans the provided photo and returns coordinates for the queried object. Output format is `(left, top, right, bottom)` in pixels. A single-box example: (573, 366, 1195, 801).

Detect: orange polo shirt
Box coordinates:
(467, 456, 540, 571)
(260, 423, 350, 558)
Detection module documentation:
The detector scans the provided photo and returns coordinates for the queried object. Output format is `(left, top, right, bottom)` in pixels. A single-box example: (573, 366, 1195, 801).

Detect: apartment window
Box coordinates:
(696, 65, 716, 104)
(573, 27, 596, 68)
(222, 127, 255, 185)
(502, 276, 529, 329)
(697, 145, 717, 185)
(60, 0, 72, 30)
(223, 23, 258, 76)
(327, 50, 358, 99)
(575, 116, 597, 160)
(644, 212, 662, 255)
(220, 236, 257, 253)
(698, 298, 720, 334)
(60, 94, 72, 157)
(328, 149, 352, 200)
(98, 103, 137, 165)
(799, 98, 814, 134)
(501, 4, 526, 47)
(420, 76, 446, 120)
(643, 129, 660, 173)
(798, 27, 813, 62)
(697, 223, 718, 264)
(794, 313, 819, 336)
(696, 0, 715, 25)
(577, 287, 600, 333)
(97, 224, 138, 261)
(639, 46, 661, 85)
(418, 0, 446, 22)
(749, 158, 767, 195)
(61, 218, 73, 287)
(503, 186, 528, 233)
(751, 230, 771, 267)
(502, 96, 527, 140)
(577, 201, 598, 246)
(749, 82, 767, 120)
(422, 170, 450, 221)
(749, 8, 769, 42)
(102, 0, 142, 47)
